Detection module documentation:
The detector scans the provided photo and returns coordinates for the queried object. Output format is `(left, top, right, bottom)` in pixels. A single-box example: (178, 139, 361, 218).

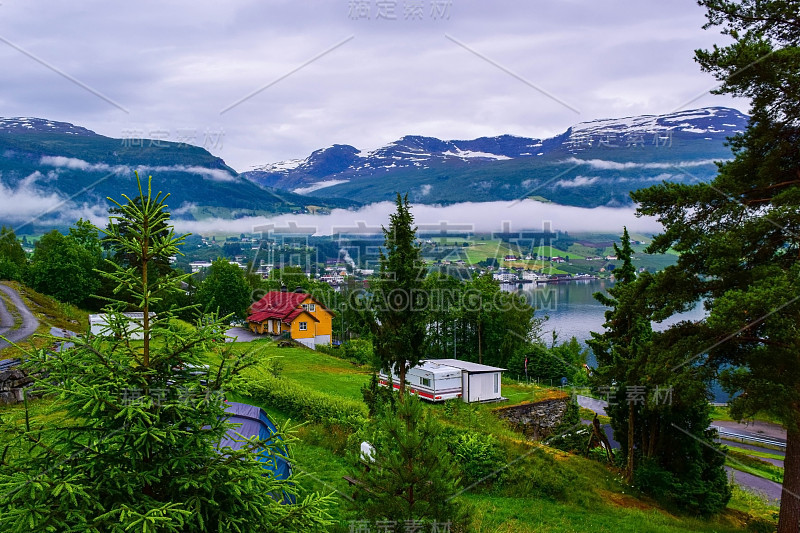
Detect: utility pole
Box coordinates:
(453, 321, 456, 358)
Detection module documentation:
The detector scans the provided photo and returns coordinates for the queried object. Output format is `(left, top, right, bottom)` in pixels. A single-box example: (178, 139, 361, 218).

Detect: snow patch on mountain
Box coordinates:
(442, 148, 511, 160)
(293, 179, 350, 195)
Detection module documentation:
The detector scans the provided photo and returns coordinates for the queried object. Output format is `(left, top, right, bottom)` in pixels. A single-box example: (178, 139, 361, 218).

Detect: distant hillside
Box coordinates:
(0, 118, 356, 229)
(242, 107, 747, 208)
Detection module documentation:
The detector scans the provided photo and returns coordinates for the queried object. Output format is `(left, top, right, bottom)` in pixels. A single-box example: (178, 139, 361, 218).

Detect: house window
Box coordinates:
(302, 303, 316, 312)
(421, 377, 431, 387)
(493, 373, 499, 393)
(299, 322, 307, 331)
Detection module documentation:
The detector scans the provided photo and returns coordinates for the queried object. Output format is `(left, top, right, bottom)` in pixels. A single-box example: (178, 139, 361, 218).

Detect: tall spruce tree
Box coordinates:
(369, 193, 427, 399)
(588, 227, 645, 482)
(633, 1, 800, 528)
(588, 229, 730, 514)
(0, 175, 333, 532)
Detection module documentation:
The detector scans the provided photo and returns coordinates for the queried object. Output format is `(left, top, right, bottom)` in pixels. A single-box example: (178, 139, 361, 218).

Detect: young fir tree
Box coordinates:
(633, 1, 800, 528)
(0, 175, 333, 532)
(349, 395, 466, 532)
(368, 193, 427, 399)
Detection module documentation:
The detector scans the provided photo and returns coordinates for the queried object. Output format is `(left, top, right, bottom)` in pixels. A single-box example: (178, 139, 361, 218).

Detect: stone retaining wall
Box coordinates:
(494, 397, 570, 440)
(0, 368, 33, 405)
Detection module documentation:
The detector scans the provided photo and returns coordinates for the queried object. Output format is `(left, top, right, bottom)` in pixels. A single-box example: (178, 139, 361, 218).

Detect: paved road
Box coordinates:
(224, 326, 263, 343)
(714, 419, 787, 444)
(576, 395, 609, 417)
(0, 284, 40, 351)
(0, 290, 15, 336)
(725, 466, 783, 502)
(577, 394, 786, 500)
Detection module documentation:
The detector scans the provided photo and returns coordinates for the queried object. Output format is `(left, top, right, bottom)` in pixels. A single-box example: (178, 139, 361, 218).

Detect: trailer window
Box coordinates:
(493, 373, 499, 393)
(421, 377, 431, 387)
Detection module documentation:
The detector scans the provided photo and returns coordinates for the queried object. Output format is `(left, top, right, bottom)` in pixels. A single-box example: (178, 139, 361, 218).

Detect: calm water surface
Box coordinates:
(502, 279, 726, 401)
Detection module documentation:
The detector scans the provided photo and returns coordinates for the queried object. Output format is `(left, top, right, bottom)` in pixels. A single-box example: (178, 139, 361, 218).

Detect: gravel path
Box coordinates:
(0, 284, 40, 351)
(224, 326, 264, 343)
(576, 395, 609, 416)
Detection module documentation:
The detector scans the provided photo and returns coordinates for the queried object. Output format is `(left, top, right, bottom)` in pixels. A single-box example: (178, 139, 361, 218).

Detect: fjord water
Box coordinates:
(503, 279, 726, 401)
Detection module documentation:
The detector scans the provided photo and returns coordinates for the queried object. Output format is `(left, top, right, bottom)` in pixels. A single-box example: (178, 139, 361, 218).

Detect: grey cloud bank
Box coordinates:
(172, 199, 662, 237)
(0, 1, 747, 171)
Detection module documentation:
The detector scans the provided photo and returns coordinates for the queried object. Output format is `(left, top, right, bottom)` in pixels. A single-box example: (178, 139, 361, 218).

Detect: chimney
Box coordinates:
(294, 286, 305, 293)
(280, 285, 288, 292)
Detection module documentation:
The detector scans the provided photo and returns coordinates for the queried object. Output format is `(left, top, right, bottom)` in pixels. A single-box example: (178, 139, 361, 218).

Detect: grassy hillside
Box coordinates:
(211, 339, 777, 532)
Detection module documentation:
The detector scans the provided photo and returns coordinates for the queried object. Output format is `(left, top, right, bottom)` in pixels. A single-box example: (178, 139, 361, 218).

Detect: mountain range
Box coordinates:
(0, 107, 748, 231)
(242, 107, 748, 208)
(0, 118, 354, 229)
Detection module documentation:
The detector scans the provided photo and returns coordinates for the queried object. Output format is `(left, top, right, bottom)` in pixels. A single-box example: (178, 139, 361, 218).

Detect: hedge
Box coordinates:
(232, 373, 368, 427)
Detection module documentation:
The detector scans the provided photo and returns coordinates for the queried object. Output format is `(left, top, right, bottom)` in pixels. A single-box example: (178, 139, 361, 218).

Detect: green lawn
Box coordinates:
(224, 340, 372, 401)
(710, 405, 784, 426)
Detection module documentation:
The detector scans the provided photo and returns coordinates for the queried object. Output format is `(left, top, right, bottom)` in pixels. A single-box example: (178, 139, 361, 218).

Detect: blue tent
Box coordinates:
(219, 402, 294, 503)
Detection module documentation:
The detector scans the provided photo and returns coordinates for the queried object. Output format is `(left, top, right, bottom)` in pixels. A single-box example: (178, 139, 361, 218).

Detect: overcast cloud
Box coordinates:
(0, 0, 747, 172)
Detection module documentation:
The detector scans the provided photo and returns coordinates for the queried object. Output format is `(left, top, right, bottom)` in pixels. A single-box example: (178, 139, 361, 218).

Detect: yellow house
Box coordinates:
(247, 291, 334, 349)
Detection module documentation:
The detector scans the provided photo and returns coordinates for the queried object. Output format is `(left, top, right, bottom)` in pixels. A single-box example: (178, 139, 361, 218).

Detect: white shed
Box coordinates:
(428, 359, 506, 403)
(89, 312, 156, 340)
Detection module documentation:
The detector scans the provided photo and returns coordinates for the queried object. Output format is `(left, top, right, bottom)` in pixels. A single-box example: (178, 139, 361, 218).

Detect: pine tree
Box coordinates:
(633, 1, 800, 528)
(0, 174, 333, 532)
(350, 395, 466, 531)
(588, 228, 646, 481)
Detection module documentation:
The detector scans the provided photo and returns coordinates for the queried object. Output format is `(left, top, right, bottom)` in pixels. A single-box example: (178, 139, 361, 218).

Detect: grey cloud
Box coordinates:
(0, 1, 748, 172)
(172, 199, 662, 236)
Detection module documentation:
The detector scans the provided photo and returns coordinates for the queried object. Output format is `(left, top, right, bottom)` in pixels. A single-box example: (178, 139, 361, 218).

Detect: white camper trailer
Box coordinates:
(430, 359, 505, 403)
(378, 360, 463, 402)
(379, 359, 506, 403)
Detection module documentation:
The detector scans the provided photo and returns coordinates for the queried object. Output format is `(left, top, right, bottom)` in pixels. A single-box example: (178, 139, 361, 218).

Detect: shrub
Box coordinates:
(450, 432, 507, 487)
(342, 339, 373, 365)
(547, 425, 591, 454)
(317, 339, 373, 366)
(633, 457, 731, 516)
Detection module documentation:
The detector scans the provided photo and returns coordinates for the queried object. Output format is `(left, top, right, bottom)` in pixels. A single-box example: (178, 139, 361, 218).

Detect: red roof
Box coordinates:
(247, 291, 320, 324)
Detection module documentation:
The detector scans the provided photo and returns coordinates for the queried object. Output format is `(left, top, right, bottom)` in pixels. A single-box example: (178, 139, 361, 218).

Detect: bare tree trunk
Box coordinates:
(626, 401, 635, 482)
(777, 423, 800, 533)
(142, 216, 150, 368)
(477, 321, 482, 365)
(398, 364, 406, 403)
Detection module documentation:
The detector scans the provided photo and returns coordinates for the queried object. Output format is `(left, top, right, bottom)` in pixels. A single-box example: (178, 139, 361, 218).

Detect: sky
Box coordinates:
(0, 0, 747, 172)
